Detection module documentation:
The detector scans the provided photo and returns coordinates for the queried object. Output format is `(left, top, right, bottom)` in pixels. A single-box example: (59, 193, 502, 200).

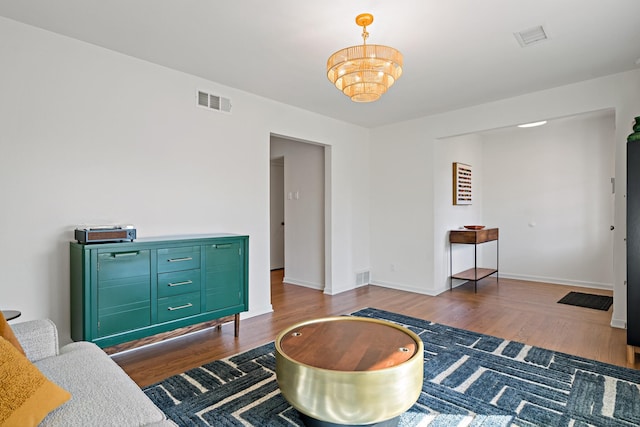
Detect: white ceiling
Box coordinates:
(1, 0, 639, 128)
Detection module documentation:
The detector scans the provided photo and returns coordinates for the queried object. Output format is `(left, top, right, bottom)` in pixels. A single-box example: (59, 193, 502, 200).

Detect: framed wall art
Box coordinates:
(453, 162, 472, 205)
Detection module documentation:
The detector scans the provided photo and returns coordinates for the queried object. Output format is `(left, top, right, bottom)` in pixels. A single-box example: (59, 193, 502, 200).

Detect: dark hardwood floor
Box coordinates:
(113, 269, 635, 388)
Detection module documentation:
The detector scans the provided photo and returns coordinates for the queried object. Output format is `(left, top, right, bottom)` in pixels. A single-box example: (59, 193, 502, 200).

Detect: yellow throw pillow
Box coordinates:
(0, 312, 25, 356)
(0, 336, 71, 427)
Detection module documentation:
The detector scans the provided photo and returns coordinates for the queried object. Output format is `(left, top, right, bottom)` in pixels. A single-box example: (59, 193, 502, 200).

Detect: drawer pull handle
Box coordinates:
(212, 244, 232, 249)
(112, 251, 139, 258)
(168, 280, 193, 287)
(168, 303, 193, 311)
(167, 257, 193, 263)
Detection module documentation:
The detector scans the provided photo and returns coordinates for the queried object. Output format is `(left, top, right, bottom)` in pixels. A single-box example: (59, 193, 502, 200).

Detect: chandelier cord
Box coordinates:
(361, 26, 369, 45)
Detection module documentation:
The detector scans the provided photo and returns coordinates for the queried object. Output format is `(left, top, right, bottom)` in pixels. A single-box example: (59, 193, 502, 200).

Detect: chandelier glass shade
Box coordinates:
(327, 13, 403, 102)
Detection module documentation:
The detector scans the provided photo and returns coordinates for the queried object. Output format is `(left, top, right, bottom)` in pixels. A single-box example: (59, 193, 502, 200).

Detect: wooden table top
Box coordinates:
(450, 227, 499, 244)
(277, 317, 419, 372)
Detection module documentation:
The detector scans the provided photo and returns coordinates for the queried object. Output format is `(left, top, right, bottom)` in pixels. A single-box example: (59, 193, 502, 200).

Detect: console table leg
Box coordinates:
(449, 241, 453, 291)
(474, 244, 478, 293)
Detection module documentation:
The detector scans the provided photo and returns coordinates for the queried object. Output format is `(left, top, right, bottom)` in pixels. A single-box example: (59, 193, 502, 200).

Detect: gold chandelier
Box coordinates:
(327, 13, 403, 103)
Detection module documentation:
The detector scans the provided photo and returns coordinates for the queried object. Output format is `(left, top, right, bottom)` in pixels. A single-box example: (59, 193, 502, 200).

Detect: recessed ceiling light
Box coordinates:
(517, 120, 547, 128)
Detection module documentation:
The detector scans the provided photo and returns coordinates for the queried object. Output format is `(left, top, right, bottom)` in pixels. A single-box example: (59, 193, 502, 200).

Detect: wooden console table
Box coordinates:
(449, 228, 499, 292)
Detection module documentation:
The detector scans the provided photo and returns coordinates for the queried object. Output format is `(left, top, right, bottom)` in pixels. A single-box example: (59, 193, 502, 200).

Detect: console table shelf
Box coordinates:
(449, 228, 499, 292)
(451, 267, 498, 282)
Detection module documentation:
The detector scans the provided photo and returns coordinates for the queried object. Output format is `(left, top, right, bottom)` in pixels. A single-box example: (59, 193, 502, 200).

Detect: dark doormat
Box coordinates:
(558, 291, 613, 311)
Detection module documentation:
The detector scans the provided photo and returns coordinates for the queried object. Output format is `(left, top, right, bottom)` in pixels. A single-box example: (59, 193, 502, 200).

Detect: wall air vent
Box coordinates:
(514, 25, 549, 47)
(197, 90, 232, 113)
(356, 270, 370, 286)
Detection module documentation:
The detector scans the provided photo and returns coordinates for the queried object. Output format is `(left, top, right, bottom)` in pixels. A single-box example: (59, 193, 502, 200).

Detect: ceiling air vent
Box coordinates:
(514, 25, 549, 47)
(196, 90, 232, 113)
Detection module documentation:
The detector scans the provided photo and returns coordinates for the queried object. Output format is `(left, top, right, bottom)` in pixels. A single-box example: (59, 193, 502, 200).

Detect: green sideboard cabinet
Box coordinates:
(70, 234, 248, 348)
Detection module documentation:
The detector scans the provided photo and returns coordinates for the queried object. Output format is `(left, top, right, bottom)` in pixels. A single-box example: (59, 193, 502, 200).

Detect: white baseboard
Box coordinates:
(282, 276, 324, 291)
(610, 313, 626, 329)
(243, 304, 273, 320)
(498, 273, 613, 290)
(373, 275, 617, 301)
(370, 280, 443, 296)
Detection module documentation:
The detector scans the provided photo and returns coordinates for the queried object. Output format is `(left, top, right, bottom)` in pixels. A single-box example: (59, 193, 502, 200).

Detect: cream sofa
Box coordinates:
(12, 319, 175, 426)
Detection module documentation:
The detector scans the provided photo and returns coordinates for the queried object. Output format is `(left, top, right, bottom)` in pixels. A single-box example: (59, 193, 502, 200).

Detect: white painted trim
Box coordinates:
(242, 304, 273, 319)
(610, 314, 626, 329)
(499, 273, 613, 290)
(370, 280, 443, 297)
(282, 276, 324, 291)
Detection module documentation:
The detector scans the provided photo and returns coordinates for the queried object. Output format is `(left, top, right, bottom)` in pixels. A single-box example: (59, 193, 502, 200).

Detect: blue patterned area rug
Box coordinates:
(143, 308, 640, 426)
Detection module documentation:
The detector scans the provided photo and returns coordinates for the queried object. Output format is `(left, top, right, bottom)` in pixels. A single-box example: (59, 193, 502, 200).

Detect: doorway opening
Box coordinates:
(436, 109, 615, 291)
(270, 156, 285, 271)
(269, 134, 327, 293)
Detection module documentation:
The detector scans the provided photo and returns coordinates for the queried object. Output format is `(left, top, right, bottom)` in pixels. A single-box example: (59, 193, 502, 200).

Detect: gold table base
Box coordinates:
(275, 316, 424, 425)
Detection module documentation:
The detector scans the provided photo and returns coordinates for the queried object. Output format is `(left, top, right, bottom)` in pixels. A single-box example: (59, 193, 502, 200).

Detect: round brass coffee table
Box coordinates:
(275, 316, 424, 426)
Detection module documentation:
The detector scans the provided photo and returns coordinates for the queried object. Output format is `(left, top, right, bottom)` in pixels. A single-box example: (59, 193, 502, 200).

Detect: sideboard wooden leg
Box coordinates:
(627, 345, 636, 365)
(234, 313, 240, 337)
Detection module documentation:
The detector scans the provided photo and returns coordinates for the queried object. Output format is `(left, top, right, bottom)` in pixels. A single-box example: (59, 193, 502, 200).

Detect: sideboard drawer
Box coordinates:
(157, 269, 201, 298)
(97, 250, 150, 281)
(158, 292, 201, 322)
(157, 246, 201, 273)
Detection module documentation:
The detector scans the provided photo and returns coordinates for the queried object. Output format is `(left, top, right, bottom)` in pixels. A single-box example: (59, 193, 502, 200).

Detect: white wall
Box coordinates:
(481, 112, 615, 288)
(2, 15, 637, 343)
(368, 136, 435, 294)
(370, 69, 640, 329)
(433, 134, 485, 291)
(430, 112, 615, 292)
(270, 137, 325, 290)
(0, 17, 370, 343)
